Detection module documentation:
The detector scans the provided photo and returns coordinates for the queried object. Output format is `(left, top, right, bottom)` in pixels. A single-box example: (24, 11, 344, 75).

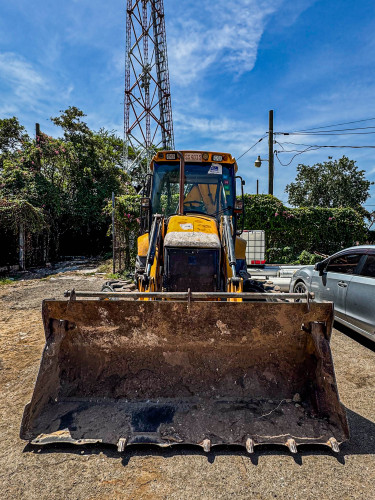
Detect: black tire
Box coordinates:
(243, 279, 266, 301)
(293, 280, 307, 294)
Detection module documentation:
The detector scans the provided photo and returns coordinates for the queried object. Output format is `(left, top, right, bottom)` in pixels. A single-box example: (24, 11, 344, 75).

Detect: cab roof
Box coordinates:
(150, 150, 238, 173)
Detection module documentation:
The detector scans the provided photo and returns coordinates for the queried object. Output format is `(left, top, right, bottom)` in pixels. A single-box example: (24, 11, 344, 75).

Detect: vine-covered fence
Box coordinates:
(242, 194, 369, 263)
(0, 199, 47, 271)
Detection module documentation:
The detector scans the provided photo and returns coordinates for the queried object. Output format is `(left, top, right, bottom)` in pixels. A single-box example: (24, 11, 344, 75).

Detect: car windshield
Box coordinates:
(151, 162, 235, 218)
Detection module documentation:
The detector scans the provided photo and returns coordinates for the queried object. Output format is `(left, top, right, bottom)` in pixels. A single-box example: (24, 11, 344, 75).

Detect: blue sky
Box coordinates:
(1, 0, 375, 209)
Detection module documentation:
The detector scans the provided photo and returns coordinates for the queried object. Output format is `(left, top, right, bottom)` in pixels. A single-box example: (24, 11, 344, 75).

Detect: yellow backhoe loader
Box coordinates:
(20, 151, 349, 454)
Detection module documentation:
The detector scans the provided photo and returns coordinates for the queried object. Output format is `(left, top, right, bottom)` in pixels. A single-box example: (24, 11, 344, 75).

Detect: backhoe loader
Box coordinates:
(21, 151, 349, 454)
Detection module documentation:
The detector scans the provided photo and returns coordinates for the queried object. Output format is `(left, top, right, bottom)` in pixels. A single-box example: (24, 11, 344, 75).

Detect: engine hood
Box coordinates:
(164, 215, 221, 249)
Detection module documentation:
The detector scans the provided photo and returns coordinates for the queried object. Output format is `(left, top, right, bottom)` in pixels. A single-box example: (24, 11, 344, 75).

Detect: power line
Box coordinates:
(237, 135, 267, 160)
(294, 125, 375, 132)
(275, 147, 315, 166)
(276, 131, 375, 136)
(274, 140, 375, 166)
(276, 141, 375, 149)
(294, 117, 375, 132)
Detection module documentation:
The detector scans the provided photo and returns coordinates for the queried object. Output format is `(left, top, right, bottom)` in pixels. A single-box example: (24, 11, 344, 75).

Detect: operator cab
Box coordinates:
(150, 151, 237, 220)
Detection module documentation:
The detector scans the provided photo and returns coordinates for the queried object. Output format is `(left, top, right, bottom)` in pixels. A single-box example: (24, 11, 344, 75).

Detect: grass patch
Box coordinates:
(97, 259, 113, 274)
(106, 272, 131, 280)
(0, 278, 14, 286)
(97, 260, 133, 280)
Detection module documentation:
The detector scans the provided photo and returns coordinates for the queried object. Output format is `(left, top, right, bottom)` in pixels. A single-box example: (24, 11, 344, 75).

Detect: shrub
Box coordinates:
(243, 194, 367, 263)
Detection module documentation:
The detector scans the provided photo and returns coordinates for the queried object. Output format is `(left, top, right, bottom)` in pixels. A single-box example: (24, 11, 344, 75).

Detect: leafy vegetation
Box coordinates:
(0, 199, 46, 233)
(104, 185, 141, 271)
(243, 194, 368, 263)
(285, 156, 374, 216)
(0, 278, 13, 286)
(0, 109, 144, 261)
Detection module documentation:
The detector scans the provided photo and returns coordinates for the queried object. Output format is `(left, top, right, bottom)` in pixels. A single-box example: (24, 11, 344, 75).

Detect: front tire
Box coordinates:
(293, 281, 307, 294)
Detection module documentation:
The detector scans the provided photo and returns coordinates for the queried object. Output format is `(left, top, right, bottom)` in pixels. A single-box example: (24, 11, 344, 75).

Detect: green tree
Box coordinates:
(285, 156, 373, 214)
(0, 117, 29, 159)
(50, 108, 128, 253)
(104, 184, 141, 270)
(0, 107, 151, 260)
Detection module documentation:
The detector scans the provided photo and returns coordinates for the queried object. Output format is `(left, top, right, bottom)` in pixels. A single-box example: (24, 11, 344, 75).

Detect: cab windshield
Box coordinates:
(151, 162, 235, 218)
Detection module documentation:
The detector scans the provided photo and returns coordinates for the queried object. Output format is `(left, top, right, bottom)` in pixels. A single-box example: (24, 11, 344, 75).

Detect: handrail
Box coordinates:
(64, 290, 314, 301)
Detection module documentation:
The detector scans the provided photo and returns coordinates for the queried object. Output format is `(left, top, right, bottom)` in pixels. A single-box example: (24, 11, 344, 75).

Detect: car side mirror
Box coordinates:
(314, 261, 326, 276)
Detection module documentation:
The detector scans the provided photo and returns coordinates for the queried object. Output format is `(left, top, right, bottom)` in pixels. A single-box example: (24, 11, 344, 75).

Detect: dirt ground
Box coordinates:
(0, 269, 374, 500)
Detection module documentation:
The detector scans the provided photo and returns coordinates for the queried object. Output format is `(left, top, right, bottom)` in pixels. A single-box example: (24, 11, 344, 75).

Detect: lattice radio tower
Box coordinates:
(124, 0, 174, 175)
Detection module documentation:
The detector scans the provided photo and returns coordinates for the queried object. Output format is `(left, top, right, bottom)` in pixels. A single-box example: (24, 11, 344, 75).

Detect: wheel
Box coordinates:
(243, 279, 266, 301)
(293, 281, 307, 294)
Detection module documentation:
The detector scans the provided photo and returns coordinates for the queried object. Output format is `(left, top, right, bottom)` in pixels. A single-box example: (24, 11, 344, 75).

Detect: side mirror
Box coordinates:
(314, 261, 326, 276)
(141, 197, 151, 210)
(140, 197, 152, 233)
(234, 199, 244, 214)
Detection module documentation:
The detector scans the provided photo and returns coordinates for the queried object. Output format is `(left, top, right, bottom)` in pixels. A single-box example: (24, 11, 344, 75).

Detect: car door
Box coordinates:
(345, 254, 375, 337)
(314, 252, 362, 319)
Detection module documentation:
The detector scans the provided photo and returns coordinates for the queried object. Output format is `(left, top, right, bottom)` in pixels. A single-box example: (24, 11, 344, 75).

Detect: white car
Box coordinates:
(289, 246, 375, 341)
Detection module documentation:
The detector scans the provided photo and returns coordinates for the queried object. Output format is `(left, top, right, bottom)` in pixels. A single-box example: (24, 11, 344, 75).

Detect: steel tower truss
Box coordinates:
(125, 0, 174, 172)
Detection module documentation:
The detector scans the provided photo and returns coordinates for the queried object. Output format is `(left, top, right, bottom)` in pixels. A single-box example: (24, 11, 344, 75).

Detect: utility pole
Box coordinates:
(112, 192, 116, 275)
(268, 110, 274, 195)
(35, 123, 41, 168)
(256, 179, 259, 195)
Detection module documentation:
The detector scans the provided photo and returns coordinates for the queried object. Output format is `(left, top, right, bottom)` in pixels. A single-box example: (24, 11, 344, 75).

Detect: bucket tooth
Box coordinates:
(286, 438, 297, 454)
(328, 437, 340, 453)
(117, 438, 127, 453)
(201, 439, 211, 453)
(245, 438, 254, 454)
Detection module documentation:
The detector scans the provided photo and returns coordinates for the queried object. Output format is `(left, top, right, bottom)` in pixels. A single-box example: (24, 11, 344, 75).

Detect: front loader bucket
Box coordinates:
(21, 299, 349, 453)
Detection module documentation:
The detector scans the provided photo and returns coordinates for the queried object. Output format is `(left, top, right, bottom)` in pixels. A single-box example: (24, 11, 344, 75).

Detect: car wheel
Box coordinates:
(293, 281, 307, 294)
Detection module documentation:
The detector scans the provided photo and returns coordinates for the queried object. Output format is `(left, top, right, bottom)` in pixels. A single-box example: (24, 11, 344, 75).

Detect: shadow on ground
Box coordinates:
(334, 321, 375, 352)
(7, 258, 101, 281)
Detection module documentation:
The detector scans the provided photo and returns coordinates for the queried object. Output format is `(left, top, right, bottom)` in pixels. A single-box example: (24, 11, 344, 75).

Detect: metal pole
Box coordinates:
(112, 192, 116, 274)
(256, 179, 259, 195)
(268, 110, 274, 195)
(63, 289, 315, 301)
(177, 152, 185, 215)
(19, 223, 25, 271)
(35, 123, 41, 169)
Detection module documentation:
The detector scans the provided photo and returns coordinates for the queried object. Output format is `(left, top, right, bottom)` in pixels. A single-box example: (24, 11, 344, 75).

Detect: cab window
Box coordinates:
(151, 162, 234, 218)
(326, 253, 362, 274)
(359, 255, 375, 278)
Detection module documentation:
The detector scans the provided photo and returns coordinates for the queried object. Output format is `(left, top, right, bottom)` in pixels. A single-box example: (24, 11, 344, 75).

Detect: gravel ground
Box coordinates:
(0, 270, 374, 499)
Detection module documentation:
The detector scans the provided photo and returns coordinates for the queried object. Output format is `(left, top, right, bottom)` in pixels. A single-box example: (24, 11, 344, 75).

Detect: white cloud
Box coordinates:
(167, 0, 284, 85)
(0, 52, 47, 108)
(173, 110, 266, 159)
